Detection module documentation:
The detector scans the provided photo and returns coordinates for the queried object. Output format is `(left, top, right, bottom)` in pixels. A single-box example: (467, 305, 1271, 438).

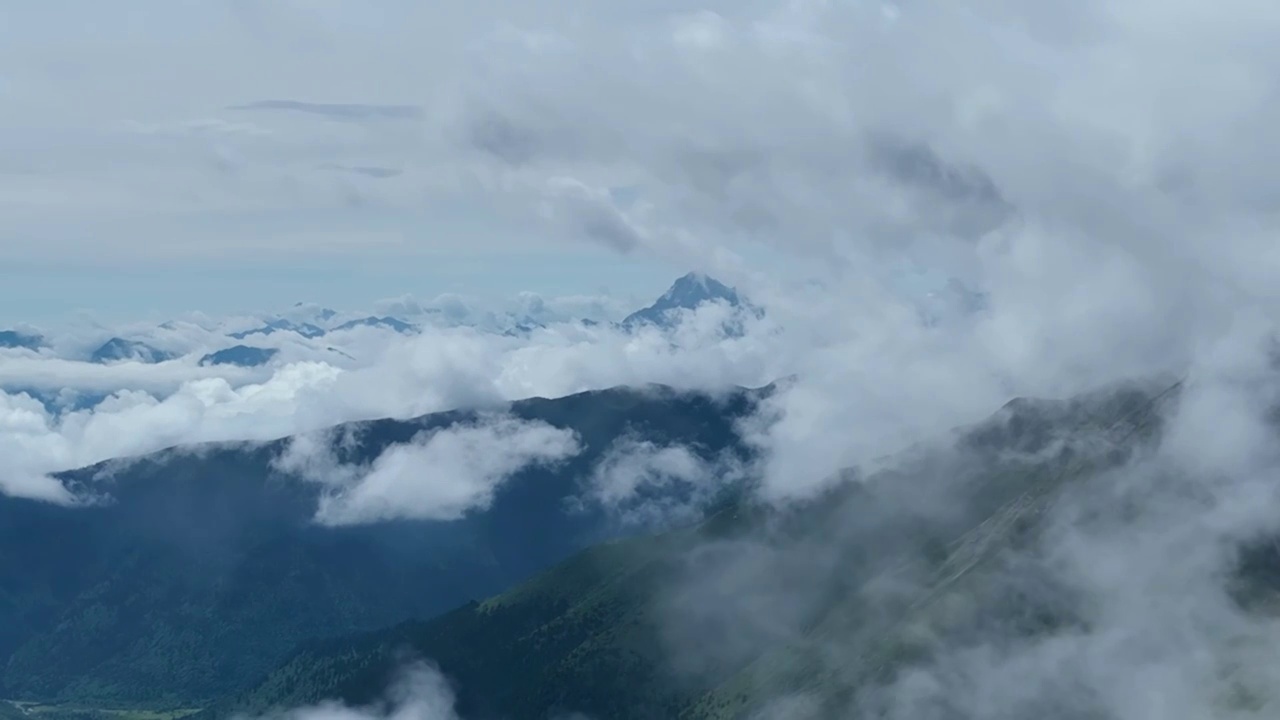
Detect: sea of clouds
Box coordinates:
(8, 0, 1280, 716)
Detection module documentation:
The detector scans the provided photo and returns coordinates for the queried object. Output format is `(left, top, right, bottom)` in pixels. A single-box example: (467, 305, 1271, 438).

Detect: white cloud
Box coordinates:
(309, 415, 581, 525)
(0, 355, 266, 395)
(858, 333, 1280, 720)
(0, 303, 785, 502)
(0, 393, 79, 502)
(589, 439, 709, 508)
(0, 362, 344, 499)
(581, 437, 731, 527)
(653, 320, 1280, 719)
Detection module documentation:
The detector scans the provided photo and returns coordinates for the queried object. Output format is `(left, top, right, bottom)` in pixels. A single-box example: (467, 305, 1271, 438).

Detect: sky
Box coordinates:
(0, 0, 1127, 323)
(0, 0, 1028, 328)
(0, 1, 750, 324)
(0, 250, 677, 328)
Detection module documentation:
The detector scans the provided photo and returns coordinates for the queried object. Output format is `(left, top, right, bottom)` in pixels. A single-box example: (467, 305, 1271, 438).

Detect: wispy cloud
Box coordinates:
(577, 436, 740, 528)
(297, 414, 582, 525)
(227, 101, 425, 122)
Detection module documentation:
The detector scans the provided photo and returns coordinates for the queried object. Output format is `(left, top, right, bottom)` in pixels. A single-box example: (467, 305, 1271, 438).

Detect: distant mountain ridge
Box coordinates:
(0, 330, 44, 351)
(198, 346, 278, 367)
(328, 316, 417, 334)
(230, 319, 327, 340)
(2, 273, 752, 375)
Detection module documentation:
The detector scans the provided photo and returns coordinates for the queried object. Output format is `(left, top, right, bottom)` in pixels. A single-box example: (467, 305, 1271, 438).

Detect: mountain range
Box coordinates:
(202, 378, 1280, 720)
(328, 316, 416, 334)
(229, 320, 327, 341)
(0, 384, 765, 707)
(1, 370, 1274, 719)
(0, 273, 755, 375)
(3, 275, 1226, 720)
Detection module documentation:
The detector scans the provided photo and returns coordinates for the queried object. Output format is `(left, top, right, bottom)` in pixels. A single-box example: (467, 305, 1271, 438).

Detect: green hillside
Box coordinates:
(214, 379, 1221, 720)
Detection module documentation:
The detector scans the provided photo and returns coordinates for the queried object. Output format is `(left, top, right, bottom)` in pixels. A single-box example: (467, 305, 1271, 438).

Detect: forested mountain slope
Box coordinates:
(215, 379, 1263, 720)
(0, 384, 765, 707)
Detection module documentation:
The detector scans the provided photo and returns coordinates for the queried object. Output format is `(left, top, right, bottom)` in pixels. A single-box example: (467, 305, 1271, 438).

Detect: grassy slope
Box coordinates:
(218, 381, 1185, 720)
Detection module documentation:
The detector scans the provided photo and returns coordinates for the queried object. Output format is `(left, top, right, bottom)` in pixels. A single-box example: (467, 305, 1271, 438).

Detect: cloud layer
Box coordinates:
(0, 303, 780, 502)
(581, 436, 734, 528)
(301, 415, 582, 526)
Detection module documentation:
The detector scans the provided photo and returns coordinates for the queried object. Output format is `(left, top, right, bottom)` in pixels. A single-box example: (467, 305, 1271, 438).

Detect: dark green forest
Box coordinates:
(0, 384, 764, 708)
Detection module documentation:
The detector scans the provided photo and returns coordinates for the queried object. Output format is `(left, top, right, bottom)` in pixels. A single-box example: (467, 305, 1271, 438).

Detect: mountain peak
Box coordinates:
(662, 272, 737, 303)
(674, 270, 712, 287)
(89, 337, 174, 365)
(622, 272, 745, 329)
